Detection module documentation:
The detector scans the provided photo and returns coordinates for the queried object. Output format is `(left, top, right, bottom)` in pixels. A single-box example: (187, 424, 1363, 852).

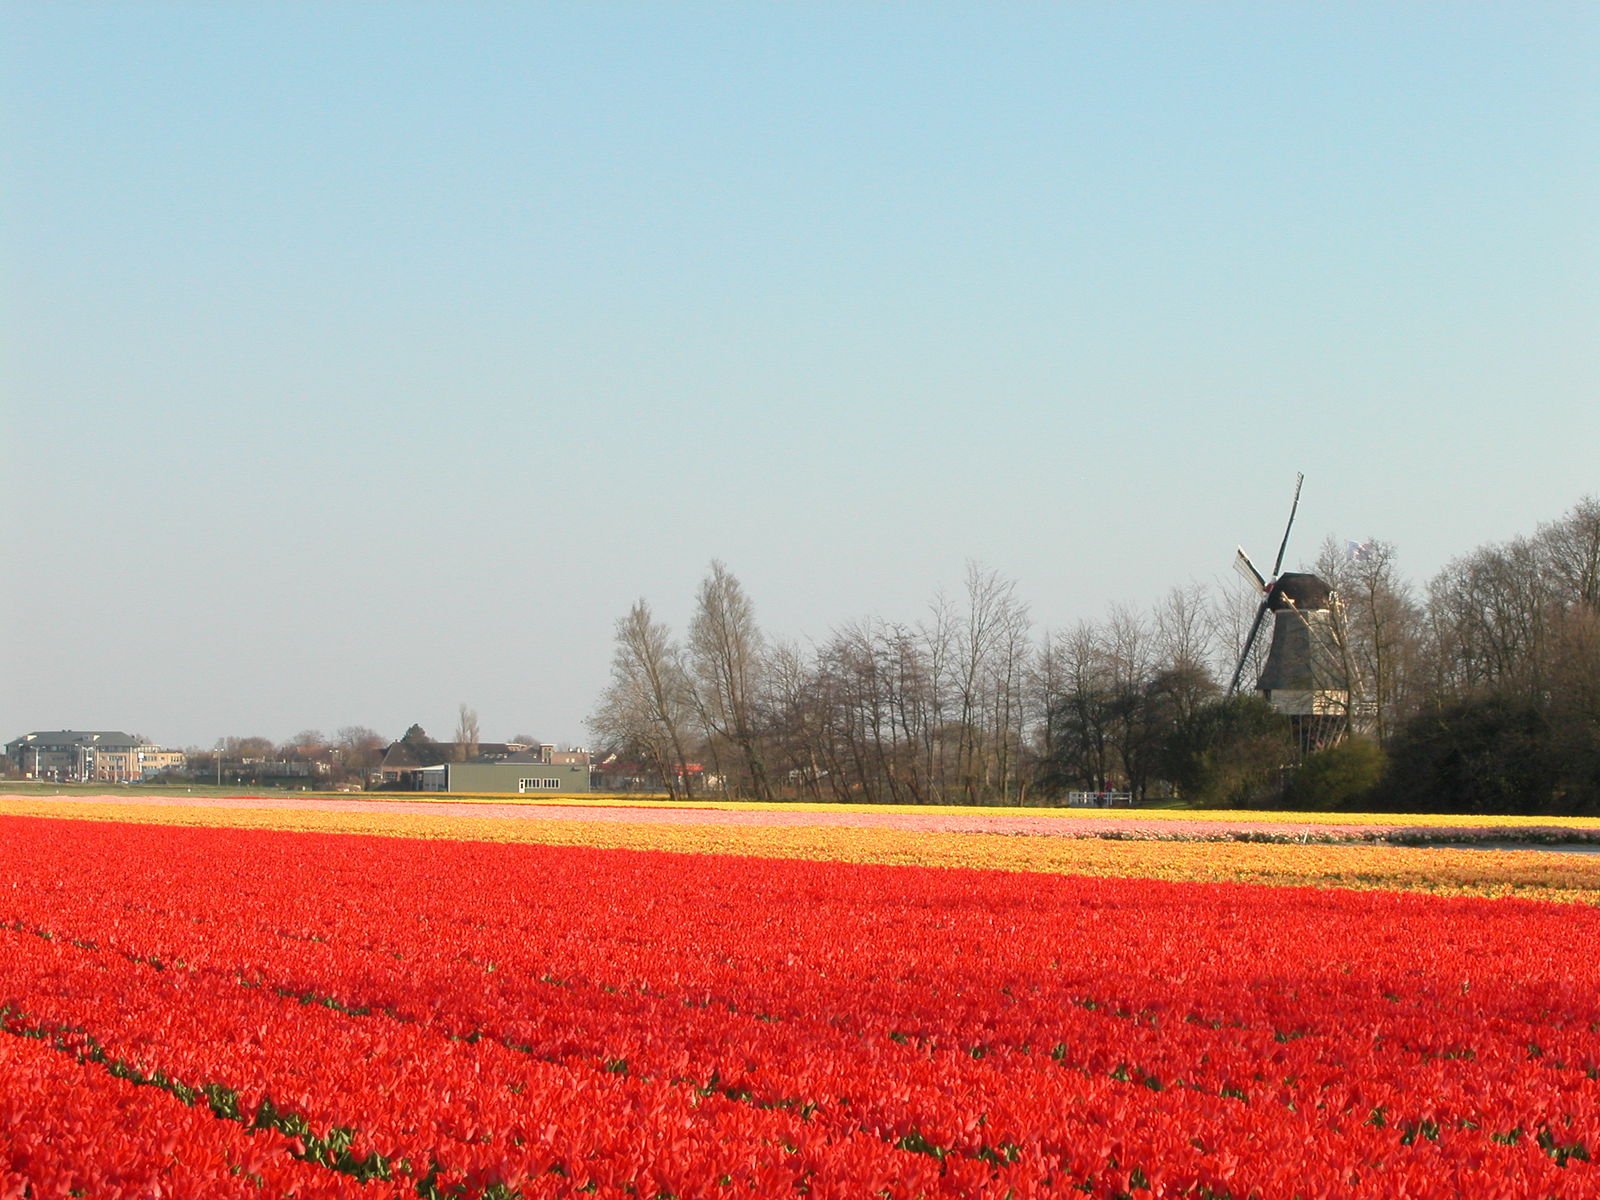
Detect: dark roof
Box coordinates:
(1267, 572, 1334, 612)
(380, 741, 525, 770)
(378, 741, 450, 770)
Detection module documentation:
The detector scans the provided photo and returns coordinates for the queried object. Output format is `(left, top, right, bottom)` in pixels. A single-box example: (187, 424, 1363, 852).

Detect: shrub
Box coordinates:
(1284, 738, 1386, 810)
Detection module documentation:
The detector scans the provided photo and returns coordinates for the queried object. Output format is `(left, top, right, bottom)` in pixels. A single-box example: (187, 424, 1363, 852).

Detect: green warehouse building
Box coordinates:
(415, 758, 590, 795)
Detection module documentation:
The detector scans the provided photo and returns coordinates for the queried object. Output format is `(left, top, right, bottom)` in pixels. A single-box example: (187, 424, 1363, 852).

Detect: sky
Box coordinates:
(4, 3, 1597, 750)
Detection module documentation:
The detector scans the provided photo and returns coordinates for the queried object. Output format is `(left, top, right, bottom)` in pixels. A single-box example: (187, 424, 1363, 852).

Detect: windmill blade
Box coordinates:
(1233, 547, 1267, 593)
(1228, 597, 1272, 696)
(1270, 472, 1305, 577)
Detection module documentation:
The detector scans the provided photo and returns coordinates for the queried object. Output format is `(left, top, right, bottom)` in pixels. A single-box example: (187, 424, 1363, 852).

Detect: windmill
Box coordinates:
(1228, 474, 1353, 750)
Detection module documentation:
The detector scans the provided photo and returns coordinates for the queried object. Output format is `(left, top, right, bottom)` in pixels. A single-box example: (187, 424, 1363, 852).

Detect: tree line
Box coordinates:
(590, 498, 1600, 814)
(177, 727, 391, 786)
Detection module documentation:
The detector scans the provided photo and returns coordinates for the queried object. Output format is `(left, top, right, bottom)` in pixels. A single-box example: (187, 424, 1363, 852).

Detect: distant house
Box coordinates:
(374, 740, 452, 788)
(5, 730, 186, 782)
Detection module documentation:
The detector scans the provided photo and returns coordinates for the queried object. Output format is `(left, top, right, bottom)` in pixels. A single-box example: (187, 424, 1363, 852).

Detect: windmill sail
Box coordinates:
(1270, 473, 1304, 576)
(1228, 600, 1272, 696)
(1234, 548, 1267, 593)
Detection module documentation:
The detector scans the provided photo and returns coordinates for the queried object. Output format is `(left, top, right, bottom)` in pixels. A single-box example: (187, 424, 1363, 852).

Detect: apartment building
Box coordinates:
(5, 730, 186, 782)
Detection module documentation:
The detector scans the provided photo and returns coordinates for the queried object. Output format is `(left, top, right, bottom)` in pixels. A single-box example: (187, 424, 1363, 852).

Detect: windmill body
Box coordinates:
(1255, 573, 1350, 721)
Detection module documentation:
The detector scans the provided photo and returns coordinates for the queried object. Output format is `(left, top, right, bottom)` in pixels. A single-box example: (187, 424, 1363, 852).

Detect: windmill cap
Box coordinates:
(1268, 572, 1334, 611)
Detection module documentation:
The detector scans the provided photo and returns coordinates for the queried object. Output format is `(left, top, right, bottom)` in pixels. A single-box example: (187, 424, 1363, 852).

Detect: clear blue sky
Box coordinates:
(4, 4, 1596, 749)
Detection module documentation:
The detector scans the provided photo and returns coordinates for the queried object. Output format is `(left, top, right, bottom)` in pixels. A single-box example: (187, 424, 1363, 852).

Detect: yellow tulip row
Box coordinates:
(7, 797, 1598, 906)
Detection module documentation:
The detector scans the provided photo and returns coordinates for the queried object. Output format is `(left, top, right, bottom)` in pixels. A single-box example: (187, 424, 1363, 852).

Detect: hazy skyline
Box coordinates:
(5, 4, 1596, 749)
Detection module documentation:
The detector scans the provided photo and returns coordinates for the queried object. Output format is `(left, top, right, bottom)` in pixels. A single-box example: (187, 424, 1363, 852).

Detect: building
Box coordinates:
(414, 758, 592, 794)
(5, 731, 186, 783)
(374, 740, 529, 787)
(374, 741, 592, 792)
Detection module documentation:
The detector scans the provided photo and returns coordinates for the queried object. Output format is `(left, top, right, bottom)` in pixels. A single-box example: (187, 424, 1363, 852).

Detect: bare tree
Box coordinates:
(1104, 603, 1163, 800)
(763, 638, 833, 801)
(1334, 539, 1421, 742)
(1540, 496, 1600, 610)
(610, 600, 697, 798)
(1145, 588, 1216, 784)
(952, 563, 1027, 803)
(1540, 499, 1600, 800)
(918, 593, 958, 802)
(1427, 537, 1553, 701)
(1155, 584, 1216, 678)
(989, 594, 1033, 804)
(455, 705, 480, 761)
(1028, 629, 1070, 784)
(816, 621, 889, 803)
(283, 729, 328, 760)
(689, 561, 771, 799)
(336, 726, 384, 752)
(334, 726, 386, 782)
(221, 735, 275, 760)
(883, 622, 937, 804)
(1151, 584, 1221, 736)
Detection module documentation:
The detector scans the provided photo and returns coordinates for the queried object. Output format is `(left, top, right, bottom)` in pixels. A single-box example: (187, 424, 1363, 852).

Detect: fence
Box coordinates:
(1066, 790, 1135, 809)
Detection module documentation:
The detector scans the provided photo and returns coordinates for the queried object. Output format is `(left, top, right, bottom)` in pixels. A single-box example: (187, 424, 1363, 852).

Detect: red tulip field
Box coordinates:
(2, 813, 1596, 1198)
